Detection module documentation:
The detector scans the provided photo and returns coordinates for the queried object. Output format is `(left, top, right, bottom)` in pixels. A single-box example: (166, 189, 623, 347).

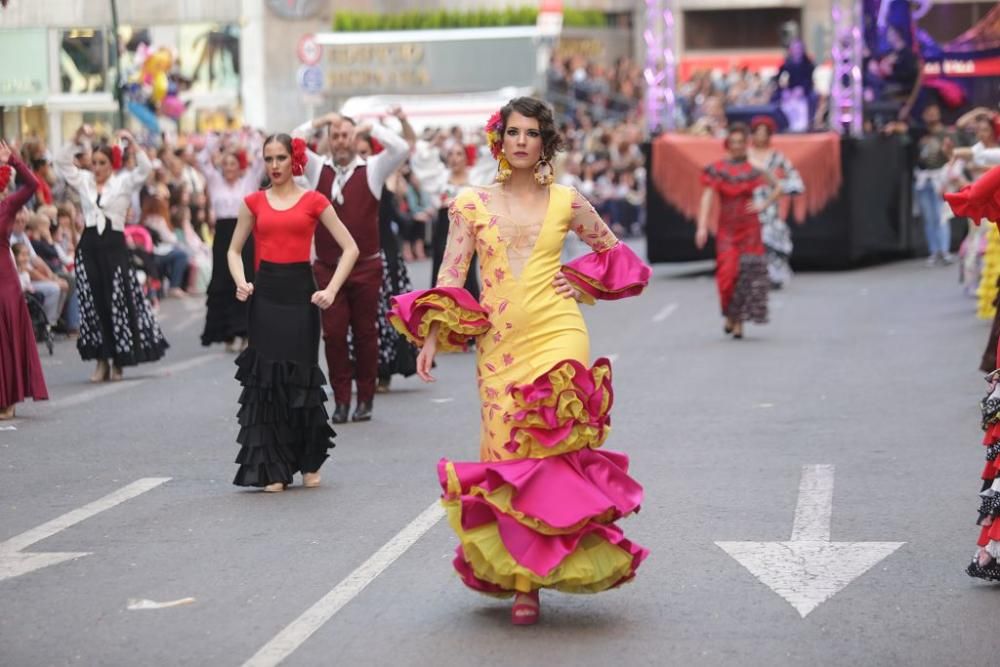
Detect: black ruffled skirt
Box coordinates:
(233, 261, 335, 487)
(202, 218, 254, 346)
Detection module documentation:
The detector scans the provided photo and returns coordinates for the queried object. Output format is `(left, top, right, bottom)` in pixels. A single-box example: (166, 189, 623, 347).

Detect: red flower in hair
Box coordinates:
(111, 145, 123, 171)
(369, 137, 384, 155)
(236, 149, 249, 171)
(0, 166, 11, 192)
(485, 110, 504, 159)
(291, 138, 307, 177)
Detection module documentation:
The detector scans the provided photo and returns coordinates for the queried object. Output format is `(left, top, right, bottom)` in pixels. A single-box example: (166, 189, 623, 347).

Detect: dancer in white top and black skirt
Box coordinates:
(55, 128, 168, 382)
(198, 132, 265, 350)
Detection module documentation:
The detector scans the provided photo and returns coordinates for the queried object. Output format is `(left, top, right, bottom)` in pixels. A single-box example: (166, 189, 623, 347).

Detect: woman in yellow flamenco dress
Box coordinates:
(389, 98, 651, 625)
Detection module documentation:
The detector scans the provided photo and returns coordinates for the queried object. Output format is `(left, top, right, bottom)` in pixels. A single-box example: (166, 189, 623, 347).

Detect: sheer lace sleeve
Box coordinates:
(437, 191, 478, 287)
(562, 186, 651, 301)
(568, 187, 618, 252)
(388, 188, 490, 351)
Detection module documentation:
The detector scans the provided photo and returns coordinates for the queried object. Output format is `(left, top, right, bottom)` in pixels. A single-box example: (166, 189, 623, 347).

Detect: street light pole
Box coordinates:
(109, 0, 126, 128)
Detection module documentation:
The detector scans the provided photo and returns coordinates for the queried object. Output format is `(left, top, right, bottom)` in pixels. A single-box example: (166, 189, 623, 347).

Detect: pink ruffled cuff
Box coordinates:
(388, 287, 491, 352)
(561, 242, 652, 301)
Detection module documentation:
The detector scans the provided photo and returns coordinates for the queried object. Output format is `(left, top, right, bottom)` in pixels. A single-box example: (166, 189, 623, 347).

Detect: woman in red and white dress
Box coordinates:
(227, 134, 359, 492)
(695, 123, 781, 339)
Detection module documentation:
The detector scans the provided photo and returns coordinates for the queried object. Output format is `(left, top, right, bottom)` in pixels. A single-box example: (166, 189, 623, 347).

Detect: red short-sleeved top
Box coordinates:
(244, 190, 329, 265)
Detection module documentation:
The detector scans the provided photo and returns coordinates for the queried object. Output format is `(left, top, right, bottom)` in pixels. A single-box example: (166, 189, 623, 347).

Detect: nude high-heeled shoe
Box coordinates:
(90, 360, 110, 383)
(303, 472, 321, 488)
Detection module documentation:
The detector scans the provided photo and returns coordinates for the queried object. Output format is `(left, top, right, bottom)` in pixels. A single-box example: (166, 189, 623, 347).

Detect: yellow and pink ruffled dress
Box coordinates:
(390, 184, 651, 595)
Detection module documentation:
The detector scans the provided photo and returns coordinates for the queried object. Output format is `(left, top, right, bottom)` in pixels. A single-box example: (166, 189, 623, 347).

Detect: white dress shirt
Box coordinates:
(55, 145, 152, 235)
(971, 142, 1000, 167)
(292, 121, 409, 203)
(197, 136, 266, 219)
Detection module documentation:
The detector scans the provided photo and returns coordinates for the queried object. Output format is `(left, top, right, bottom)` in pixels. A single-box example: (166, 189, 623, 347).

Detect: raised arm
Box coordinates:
(196, 133, 224, 186)
(366, 121, 411, 196)
(292, 114, 337, 189)
(0, 142, 39, 222)
(118, 131, 152, 194)
(244, 132, 267, 190)
(54, 141, 87, 194)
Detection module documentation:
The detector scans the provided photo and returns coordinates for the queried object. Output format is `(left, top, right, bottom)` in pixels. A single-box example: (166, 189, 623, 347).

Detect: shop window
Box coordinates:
(60, 29, 111, 94)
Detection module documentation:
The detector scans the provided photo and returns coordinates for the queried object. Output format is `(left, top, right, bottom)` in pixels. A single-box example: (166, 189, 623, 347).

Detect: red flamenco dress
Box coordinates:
(0, 156, 48, 409)
(389, 185, 650, 596)
(946, 166, 1000, 580)
(702, 159, 770, 324)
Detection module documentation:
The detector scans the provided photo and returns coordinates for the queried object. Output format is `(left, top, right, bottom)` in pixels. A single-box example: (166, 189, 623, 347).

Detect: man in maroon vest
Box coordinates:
(294, 109, 410, 423)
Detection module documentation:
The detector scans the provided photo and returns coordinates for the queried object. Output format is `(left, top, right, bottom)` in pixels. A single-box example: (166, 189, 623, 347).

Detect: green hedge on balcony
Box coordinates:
(332, 8, 607, 32)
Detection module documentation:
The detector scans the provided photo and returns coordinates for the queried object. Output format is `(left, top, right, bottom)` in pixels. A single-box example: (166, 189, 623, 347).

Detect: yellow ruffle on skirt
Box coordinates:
(978, 225, 1000, 320)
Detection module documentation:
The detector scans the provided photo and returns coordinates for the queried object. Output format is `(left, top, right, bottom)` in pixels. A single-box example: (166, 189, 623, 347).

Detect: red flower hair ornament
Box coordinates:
(291, 138, 308, 177)
(485, 110, 504, 159)
(111, 144, 123, 171)
(0, 165, 11, 192)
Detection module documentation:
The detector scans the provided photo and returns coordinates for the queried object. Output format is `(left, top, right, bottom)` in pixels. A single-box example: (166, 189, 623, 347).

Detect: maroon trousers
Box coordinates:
(313, 256, 383, 406)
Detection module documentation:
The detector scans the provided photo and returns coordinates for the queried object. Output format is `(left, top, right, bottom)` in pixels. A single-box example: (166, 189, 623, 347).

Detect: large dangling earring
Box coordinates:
(533, 157, 554, 186)
(496, 153, 512, 183)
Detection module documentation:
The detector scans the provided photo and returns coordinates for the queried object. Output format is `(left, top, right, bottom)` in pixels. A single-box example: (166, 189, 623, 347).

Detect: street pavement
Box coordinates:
(1, 245, 994, 667)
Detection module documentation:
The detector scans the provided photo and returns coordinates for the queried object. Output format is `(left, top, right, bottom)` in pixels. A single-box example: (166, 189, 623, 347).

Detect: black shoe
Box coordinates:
(332, 403, 350, 424)
(351, 401, 373, 422)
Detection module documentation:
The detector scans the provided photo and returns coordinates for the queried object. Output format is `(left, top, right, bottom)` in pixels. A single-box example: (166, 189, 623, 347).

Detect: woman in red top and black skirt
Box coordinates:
(695, 123, 782, 339)
(227, 134, 359, 492)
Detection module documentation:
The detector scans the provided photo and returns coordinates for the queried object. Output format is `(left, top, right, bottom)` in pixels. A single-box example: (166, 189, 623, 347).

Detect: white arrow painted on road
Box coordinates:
(716, 465, 904, 618)
(0, 477, 171, 583)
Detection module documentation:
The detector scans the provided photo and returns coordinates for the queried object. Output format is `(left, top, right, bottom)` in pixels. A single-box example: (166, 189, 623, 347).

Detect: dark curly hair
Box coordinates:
(499, 97, 566, 160)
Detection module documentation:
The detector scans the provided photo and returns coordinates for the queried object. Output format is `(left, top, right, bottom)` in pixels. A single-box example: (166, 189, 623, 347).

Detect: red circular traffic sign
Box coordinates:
(297, 34, 322, 66)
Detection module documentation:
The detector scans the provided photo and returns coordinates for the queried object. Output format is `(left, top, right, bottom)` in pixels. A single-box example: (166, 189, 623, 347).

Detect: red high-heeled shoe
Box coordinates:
(511, 591, 540, 626)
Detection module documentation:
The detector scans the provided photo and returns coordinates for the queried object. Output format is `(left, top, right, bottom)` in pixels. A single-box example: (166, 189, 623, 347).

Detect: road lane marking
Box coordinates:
(0, 478, 171, 582)
(652, 303, 678, 323)
(47, 353, 224, 410)
(790, 464, 834, 541)
(607, 353, 620, 363)
(243, 501, 445, 667)
(430, 398, 454, 404)
(716, 465, 904, 618)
